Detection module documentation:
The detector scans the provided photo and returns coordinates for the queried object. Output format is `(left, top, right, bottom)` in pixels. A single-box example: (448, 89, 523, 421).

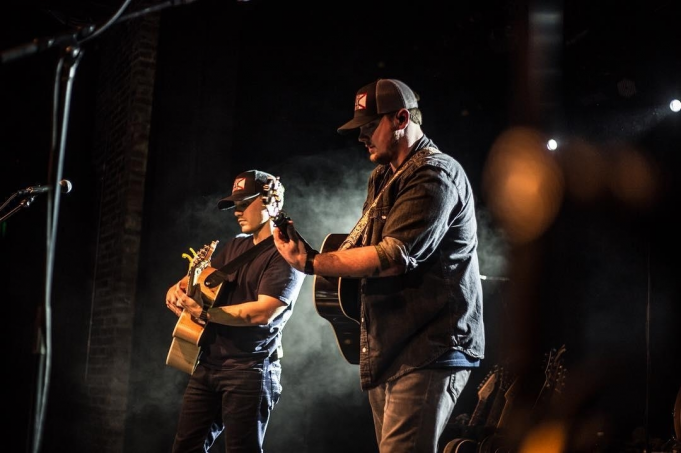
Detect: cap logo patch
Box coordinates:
(354, 92, 368, 111)
(232, 177, 246, 192)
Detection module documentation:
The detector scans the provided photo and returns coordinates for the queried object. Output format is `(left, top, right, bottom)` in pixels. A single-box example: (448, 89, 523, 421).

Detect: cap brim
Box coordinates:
(337, 115, 379, 134)
(217, 193, 259, 211)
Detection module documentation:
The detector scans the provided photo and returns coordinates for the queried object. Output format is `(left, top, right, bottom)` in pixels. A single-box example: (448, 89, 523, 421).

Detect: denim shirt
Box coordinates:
(355, 135, 485, 389)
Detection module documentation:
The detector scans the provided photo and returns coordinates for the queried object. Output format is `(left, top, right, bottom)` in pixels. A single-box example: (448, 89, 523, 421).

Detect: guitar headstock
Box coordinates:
(484, 365, 513, 429)
(536, 344, 568, 407)
(543, 344, 567, 389)
(263, 175, 290, 239)
(187, 240, 219, 287)
(468, 366, 500, 428)
(477, 367, 499, 401)
(494, 364, 513, 395)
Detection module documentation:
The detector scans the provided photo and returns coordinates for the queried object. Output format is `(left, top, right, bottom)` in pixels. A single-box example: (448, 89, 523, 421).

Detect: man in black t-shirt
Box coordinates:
(165, 169, 305, 452)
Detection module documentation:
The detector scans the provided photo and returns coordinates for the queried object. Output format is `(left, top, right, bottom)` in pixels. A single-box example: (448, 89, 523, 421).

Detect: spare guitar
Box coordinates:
(476, 365, 513, 452)
(478, 375, 519, 453)
(443, 366, 500, 453)
(532, 344, 567, 413)
(166, 241, 220, 374)
(313, 233, 361, 364)
(478, 345, 568, 453)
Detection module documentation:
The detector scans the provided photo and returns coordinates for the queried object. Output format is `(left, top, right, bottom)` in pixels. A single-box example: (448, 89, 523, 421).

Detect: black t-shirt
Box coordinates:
(198, 234, 305, 369)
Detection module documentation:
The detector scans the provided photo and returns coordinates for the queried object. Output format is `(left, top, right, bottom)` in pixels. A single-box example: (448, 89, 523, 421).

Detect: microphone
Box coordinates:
(17, 180, 73, 196)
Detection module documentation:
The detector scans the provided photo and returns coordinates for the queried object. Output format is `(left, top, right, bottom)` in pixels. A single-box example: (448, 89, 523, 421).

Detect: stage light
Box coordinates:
(547, 139, 558, 151)
(670, 99, 681, 113)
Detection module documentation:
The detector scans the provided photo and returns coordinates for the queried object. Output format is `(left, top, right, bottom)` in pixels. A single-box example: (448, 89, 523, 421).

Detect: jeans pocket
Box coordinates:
(268, 362, 283, 408)
(448, 368, 472, 401)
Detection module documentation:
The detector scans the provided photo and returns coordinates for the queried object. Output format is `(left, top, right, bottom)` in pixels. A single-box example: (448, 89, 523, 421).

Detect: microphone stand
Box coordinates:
(1, 2, 203, 452)
(28, 42, 83, 453)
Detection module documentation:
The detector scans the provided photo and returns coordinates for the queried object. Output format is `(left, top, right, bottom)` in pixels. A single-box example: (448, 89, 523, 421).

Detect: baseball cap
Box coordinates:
(337, 78, 419, 133)
(218, 169, 274, 210)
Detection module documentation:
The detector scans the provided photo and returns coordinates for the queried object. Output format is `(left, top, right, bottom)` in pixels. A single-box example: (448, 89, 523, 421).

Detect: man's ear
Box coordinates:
(395, 109, 409, 127)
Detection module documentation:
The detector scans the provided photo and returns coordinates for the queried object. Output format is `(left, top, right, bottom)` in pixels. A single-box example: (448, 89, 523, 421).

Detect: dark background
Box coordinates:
(1, 0, 680, 452)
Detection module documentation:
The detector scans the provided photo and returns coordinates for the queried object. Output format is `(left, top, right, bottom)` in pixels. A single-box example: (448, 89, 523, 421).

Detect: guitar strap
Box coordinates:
(339, 147, 440, 250)
(203, 236, 274, 288)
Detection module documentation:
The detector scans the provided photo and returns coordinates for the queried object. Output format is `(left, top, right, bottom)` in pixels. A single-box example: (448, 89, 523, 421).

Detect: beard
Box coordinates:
(370, 132, 400, 166)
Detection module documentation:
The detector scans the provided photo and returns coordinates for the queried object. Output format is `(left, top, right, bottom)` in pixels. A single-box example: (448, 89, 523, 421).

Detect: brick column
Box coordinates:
(84, 14, 160, 453)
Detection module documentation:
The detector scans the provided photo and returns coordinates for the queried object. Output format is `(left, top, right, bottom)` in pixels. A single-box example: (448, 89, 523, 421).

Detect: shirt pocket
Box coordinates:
(365, 205, 390, 245)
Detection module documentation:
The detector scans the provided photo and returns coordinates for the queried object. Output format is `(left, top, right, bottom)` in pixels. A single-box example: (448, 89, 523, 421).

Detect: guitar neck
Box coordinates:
(484, 377, 510, 429)
(466, 367, 498, 431)
(270, 211, 290, 241)
(496, 378, 518, 429)
(468, 396, 490, 427)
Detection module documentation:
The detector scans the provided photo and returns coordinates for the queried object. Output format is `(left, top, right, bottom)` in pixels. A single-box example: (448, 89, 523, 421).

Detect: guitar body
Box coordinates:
(313, 233, 361, 365)
(442, 438, 479, 453)
(477, 433, 507, 453)
(166, 266, 222, 374)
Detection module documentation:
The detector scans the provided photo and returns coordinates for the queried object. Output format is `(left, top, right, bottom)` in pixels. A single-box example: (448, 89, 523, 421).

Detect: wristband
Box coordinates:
(199, 308, 209, 323)
(304, 250, 319, 275)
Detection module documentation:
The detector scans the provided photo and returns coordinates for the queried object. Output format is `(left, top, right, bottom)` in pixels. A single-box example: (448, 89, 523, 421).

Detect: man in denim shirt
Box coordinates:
(274, 79, 485, 453)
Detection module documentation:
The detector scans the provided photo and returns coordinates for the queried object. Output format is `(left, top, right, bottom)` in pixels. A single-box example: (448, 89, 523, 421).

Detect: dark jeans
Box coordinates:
(172, 357, 282, 453)
(368, 367, 471, 453)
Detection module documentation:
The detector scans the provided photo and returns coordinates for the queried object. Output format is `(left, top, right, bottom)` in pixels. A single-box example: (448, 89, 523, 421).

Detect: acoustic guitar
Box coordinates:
(166, 241, 221, 374)
(313, 233, 361, 365)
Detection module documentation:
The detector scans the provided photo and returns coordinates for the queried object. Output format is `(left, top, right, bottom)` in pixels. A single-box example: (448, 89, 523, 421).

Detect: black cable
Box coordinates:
(78, 0, 134, 44)
(644, 243, 651, 453)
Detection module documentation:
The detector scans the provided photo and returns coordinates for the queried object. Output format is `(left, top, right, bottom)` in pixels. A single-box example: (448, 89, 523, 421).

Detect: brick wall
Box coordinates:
(84, 13, 160, 453)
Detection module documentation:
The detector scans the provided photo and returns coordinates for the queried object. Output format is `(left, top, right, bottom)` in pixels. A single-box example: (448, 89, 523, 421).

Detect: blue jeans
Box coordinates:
(368, 367, 472, 453)
(172, 357, 282, 453)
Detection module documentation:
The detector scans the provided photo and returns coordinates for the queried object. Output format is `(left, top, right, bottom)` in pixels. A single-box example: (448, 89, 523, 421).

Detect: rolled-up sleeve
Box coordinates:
(378, 164, 463, 271)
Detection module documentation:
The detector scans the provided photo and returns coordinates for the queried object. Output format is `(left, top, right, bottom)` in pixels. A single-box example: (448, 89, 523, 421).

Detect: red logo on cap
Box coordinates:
(355, 92, 367, 111)
(232, 177, 246, 192)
